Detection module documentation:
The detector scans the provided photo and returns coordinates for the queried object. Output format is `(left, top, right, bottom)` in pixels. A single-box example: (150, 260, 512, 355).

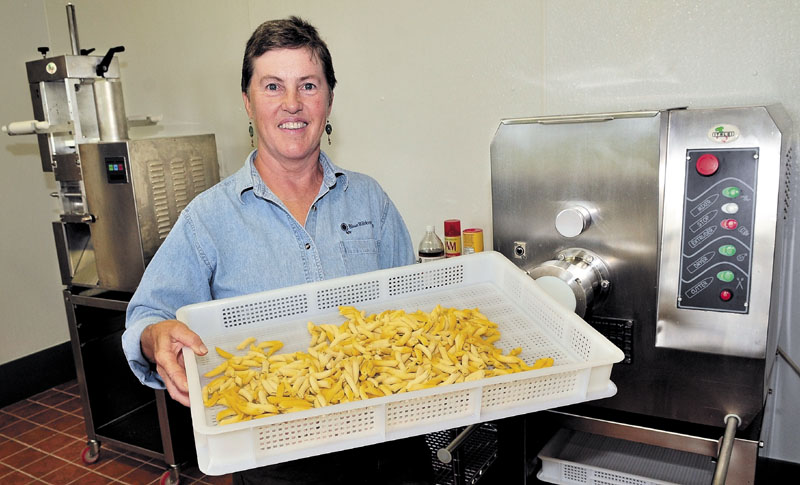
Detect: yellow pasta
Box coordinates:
(202, 305, 553, 424)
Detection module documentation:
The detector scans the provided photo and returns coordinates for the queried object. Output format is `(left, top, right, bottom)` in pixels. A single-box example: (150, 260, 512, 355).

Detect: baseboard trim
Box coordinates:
(0, 341, 76, 408)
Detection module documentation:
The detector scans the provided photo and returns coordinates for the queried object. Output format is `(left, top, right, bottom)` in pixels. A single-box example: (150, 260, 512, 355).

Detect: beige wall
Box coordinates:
(2, 0, 799, 462)
(1, 0, 68, 365)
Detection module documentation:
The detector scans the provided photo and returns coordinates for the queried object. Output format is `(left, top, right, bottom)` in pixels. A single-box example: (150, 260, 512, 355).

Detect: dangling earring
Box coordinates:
(325, 120, 332, 145)
(249, 121, 254, 148)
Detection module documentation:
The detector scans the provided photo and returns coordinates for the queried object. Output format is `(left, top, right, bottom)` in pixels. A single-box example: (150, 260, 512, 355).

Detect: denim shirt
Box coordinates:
(122, 150, 414, 388)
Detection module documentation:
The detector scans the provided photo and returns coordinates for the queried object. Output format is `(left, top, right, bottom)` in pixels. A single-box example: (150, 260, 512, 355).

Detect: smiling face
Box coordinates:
(243, 47, 333, 167)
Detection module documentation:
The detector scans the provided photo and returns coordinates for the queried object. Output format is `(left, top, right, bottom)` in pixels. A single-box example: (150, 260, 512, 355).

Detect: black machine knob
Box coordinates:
(80, 48, 96, 55)
(37, 47, 49, 58)
(96, 46, 125, 77)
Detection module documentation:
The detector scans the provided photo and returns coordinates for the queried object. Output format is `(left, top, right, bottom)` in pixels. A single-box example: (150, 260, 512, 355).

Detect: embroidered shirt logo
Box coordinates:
(340, 220, 374, 234)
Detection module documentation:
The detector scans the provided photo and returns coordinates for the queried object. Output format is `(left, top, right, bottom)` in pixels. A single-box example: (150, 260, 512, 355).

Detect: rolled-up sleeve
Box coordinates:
(123, 207, 214, 388)
(121, 315, 165, 388)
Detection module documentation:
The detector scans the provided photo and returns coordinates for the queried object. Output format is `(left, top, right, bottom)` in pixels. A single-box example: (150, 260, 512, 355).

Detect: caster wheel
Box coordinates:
(160, 469, 180, 485)
(81, 444, 99, 464)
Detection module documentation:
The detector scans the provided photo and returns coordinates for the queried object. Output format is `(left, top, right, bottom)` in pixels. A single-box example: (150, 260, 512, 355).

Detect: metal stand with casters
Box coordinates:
(64, 289, 194, 485)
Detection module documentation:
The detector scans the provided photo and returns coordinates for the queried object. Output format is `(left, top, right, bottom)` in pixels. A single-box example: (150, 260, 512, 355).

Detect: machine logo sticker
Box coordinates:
(708, 124, 740, 143)
(46, 62, 57, 75)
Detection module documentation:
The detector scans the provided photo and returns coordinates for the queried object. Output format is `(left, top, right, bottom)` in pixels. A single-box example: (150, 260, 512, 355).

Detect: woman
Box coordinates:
(123, 16, 431, 484)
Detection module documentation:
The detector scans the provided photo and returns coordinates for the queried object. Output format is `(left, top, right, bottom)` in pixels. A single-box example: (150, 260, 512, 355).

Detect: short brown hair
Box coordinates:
(241, 16, 336, 99)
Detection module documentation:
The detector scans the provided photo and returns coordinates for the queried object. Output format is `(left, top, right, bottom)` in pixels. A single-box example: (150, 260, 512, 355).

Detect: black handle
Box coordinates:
(96, 46, 125, 77)
(80, 48, 96, 56)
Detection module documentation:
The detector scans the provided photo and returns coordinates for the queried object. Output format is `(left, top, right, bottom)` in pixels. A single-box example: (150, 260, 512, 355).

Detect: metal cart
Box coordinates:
(64, 289, 195, 484)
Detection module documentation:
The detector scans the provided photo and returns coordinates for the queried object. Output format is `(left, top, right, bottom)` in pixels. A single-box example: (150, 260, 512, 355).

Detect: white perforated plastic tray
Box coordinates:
(179, 251, 624, 475)
(537, 429, 716, 485)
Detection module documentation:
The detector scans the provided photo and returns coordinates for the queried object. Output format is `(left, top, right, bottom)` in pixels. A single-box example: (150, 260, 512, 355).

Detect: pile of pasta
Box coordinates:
(201, 305, 553, 425)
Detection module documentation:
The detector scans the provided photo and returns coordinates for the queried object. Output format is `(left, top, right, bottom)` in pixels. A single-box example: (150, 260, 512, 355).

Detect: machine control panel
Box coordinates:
(105, 156, 128, 184)
(677, 148, 758, 313)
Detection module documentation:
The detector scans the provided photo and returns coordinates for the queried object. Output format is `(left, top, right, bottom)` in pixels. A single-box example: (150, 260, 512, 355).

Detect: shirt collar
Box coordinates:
(235, 150, 348, 203)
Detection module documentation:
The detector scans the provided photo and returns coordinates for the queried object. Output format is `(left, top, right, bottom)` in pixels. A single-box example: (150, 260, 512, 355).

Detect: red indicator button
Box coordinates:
(696, 154, 720, 176)
(721, 218, 738, 230)
(720, 289, 733, 301)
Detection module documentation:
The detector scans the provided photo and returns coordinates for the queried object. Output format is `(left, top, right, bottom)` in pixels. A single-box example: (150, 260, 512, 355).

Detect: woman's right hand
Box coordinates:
(140, 319, 208, 406)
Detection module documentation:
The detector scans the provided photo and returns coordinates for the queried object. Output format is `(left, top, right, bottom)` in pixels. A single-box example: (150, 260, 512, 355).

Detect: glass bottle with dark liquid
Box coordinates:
(417, 225, 445, 262)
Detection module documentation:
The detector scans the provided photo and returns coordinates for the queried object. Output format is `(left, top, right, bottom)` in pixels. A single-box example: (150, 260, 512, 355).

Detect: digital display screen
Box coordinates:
(105, 156, 128, 184)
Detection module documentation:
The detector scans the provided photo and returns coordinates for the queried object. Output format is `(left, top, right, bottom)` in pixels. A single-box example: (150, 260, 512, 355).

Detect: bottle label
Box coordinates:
(445, 237, 461, 258)
(418, 255, 445, 263)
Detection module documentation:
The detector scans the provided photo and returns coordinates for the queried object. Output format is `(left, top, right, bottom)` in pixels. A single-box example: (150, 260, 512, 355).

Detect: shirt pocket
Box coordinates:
(339, 239, 380, 275)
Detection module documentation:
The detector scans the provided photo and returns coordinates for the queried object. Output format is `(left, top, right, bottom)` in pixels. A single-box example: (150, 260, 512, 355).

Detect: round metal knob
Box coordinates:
(555, 206, 592, 238)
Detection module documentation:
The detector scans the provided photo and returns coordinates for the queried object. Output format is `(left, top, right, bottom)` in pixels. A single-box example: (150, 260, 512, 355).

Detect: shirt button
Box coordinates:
(312, 205, 317, 211)
(305, 243, 311, 250)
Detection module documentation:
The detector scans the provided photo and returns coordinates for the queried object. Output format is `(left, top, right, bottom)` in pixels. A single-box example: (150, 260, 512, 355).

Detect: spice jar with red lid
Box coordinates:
(444, 219, 462, 258)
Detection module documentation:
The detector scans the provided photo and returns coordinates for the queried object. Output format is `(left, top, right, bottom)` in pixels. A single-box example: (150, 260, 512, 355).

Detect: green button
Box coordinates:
(719, 245, 737, 256)
(717, 270, 735, 282)
(722, 186, 741, 198)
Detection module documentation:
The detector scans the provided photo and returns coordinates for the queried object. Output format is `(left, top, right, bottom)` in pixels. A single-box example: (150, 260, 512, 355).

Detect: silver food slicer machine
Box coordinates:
(4, 6, 219, 484)
(490, 106, 792, 485)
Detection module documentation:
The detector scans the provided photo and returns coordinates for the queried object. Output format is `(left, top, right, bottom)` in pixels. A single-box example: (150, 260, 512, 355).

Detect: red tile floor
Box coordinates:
(0, 380, 232, 485)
